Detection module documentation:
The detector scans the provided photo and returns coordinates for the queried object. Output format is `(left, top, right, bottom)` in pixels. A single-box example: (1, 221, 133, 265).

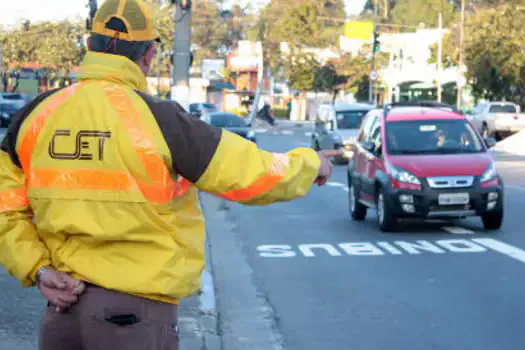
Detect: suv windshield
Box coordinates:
(489, 104, 517, 113)
(386, 120, 484, 155)
(336, 110, 369, 129)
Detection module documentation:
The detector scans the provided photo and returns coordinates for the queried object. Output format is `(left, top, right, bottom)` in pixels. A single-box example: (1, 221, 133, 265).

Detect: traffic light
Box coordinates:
(373, 32, 380, 53)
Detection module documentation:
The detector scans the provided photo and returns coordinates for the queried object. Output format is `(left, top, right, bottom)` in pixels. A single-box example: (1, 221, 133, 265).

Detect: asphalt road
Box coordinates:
(219, 128, 525, 350)
(2, 124, 525, 350)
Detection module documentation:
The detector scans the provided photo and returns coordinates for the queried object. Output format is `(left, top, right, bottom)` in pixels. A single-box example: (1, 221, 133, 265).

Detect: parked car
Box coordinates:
(0, 92, 27, 110)
(0, 102, 20, 127)
(202, 112, 256, 144)
(347, 102, 503, 232)
(312, 102, 375, 164)
(189, 103, 217, 118)
(471, 101, 524, 140)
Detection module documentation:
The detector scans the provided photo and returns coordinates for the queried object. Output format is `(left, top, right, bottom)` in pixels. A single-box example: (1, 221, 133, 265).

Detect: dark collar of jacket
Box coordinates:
(77, 51, 148, 92)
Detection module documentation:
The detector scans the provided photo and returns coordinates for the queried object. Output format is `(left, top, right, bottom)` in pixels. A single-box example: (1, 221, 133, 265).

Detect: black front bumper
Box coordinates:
(384, 177, 504, 219)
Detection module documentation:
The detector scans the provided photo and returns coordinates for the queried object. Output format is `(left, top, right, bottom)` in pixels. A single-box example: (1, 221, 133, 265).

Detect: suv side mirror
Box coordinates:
(484, 137, 497, 149)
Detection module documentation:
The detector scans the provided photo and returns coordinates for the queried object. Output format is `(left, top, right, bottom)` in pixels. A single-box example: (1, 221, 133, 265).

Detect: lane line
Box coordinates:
(442, 226, 475, 235)
(326, 182, 346, 188)
(472, 238, 525, 264)
(281, 130, 294, 136)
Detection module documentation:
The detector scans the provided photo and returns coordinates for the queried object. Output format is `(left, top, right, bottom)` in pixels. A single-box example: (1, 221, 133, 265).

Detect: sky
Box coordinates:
(0, 0, 368, 28)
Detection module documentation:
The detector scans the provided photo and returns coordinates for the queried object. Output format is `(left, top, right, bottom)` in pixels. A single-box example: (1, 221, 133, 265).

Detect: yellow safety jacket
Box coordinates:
(0, 52, 321, 304)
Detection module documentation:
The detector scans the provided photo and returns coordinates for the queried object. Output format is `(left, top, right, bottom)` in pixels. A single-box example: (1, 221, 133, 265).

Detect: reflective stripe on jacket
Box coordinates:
(0, 52, 321, 304)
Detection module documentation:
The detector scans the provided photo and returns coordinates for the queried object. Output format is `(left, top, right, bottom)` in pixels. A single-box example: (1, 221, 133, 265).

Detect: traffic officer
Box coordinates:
(0, 0, 341, 349)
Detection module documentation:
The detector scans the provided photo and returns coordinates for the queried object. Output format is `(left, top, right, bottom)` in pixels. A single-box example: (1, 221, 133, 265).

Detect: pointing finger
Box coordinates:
(320, 150, 344, 158)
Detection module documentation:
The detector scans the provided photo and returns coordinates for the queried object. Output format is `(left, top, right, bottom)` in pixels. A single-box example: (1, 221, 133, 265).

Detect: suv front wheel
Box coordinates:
(377, 187, 397, 232)
(348, 179, 367, 221)
(482, 209, 503, 230)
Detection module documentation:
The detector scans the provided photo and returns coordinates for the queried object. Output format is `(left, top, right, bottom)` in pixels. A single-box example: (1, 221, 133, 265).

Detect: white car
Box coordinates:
(470, 102, 524, 140)
(312, 102, 375, 164)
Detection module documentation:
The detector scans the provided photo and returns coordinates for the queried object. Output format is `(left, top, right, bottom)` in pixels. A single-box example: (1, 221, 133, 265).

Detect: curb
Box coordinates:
(177, 193, 222, 350)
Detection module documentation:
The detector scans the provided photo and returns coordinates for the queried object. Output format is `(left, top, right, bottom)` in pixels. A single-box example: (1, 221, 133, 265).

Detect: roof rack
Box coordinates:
(383, 101, 460, 117)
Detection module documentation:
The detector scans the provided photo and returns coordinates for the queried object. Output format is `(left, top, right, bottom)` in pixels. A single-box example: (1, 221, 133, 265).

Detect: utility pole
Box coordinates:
(156, 0, 163, 97)
(457, 0, 465, 110)
(437, 12, 443, 103)
(369, 0, 378, 104)
(171, 0, 192, 111)
(88, 0, 98, 30)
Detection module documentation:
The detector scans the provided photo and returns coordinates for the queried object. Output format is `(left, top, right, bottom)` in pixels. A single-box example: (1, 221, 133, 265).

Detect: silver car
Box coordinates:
(470, 102, 524, 140)
(312, 102, 375, 163)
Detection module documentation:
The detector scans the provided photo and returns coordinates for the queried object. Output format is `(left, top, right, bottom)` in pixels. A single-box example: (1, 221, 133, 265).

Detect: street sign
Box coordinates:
(370, 71, 378, 81)
(344, 21, 374, 41)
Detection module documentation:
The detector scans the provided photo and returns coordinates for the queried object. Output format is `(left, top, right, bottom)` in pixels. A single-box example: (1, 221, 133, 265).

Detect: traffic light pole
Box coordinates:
(172, 0, 192, 111)
(369, 1, 378, 104)
(88, 0, 98, 29)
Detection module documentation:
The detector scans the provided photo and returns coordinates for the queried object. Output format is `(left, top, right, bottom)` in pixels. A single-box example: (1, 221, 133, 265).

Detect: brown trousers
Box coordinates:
(39, 283, 179, 350)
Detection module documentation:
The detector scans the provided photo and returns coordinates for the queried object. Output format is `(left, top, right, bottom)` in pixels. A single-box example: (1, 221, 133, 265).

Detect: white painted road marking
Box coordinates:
(472, 238, 525, 264)
(281, 130, 294, 136)
(326, 182, 346, 188)
(257, 239, 491, 258)
(442, 226, 475, 235)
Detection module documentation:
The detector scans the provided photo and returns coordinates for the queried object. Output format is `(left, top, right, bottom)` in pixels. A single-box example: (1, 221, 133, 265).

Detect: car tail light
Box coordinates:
(514, 115, 519, 120)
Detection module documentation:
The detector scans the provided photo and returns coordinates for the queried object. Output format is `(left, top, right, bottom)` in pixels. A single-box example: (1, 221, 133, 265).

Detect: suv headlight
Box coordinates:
(480, 162, 497, 183)
(247, 130, 255, 139)
(389, 166, 421, 185)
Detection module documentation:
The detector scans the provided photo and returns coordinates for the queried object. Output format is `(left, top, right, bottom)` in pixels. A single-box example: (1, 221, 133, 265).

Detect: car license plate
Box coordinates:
(439, 193, 470, 205)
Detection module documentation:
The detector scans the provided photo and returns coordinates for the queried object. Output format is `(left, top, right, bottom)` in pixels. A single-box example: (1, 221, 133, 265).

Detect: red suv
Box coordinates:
(347, 103, 503, 232)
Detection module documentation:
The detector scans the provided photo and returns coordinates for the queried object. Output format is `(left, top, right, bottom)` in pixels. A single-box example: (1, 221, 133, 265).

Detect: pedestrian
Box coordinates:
(0, 0, 341, 349)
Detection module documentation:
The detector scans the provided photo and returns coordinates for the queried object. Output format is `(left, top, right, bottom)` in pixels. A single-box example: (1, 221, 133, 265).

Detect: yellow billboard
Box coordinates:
(344, 21, 374, 41)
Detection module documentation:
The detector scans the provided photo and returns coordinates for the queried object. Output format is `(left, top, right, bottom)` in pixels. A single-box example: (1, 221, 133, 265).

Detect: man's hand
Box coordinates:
(38, 269, 86, 313)
(315, 149, 344, 186)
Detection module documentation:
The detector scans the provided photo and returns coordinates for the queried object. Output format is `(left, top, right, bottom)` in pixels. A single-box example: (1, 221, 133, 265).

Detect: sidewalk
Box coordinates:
(178, 292, 221, 350)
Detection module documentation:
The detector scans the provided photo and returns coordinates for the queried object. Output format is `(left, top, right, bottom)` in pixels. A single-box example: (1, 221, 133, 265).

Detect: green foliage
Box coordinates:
(391, 0, 456, 27)
(0, 20, 86, 91)
(311, 55, 372, 101)
(283, 50, 320, 92)
(429, 32, 459, 68)
(255, 0, 345, 76)
(463, 4, 525, 105)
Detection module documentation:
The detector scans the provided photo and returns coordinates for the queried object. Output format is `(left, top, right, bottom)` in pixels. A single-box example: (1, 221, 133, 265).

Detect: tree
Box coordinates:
(0, 20, 85, 91)
(391, 0, 456, 27)
(363, 0, 398, 20)
(254, 0, 345, 76)
(282, 50, 320, 92)
(35, 21, 86, 86)
(463, 4, 525, 106)
(429, 31, 459, 68)
(313, 55, 372, 102)
(155, 1, 255, 66)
